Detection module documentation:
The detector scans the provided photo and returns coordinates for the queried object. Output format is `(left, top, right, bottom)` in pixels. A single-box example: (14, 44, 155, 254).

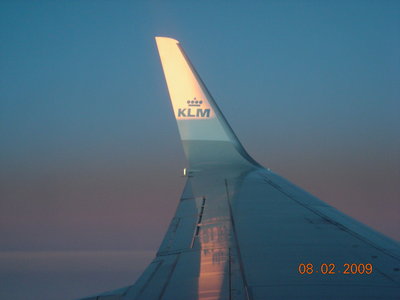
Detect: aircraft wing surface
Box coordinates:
(80, 37, 400, 300)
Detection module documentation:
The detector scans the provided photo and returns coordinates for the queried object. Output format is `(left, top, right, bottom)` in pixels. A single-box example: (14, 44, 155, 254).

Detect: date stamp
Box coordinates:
(298, 263, 373, 275)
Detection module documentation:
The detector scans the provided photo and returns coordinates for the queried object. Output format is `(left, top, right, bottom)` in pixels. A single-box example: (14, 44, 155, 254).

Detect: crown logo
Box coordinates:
(187, 97, 203, 107)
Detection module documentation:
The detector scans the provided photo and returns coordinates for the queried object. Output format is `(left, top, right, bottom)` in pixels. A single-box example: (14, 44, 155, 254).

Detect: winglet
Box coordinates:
(155, 37, 259, 170)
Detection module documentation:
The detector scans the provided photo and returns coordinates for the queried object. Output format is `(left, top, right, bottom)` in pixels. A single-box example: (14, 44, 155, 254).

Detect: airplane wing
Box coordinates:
(80, 37, 400, 300)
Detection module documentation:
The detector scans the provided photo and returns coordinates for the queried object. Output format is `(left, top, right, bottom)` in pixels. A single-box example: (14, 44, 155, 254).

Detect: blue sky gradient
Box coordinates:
(1, 1, 399, 299)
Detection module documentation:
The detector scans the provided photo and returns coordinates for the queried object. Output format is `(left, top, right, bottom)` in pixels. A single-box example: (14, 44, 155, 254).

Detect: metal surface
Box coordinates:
(79, 37, 400, 300)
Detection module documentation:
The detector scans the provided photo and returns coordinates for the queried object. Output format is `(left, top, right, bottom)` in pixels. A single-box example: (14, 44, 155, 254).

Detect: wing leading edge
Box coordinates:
(80, 37, 400, 300)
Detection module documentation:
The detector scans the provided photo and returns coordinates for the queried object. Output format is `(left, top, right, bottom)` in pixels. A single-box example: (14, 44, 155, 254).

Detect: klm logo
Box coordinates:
(178, 108, 210, 118)
(178, 98, 210, 118)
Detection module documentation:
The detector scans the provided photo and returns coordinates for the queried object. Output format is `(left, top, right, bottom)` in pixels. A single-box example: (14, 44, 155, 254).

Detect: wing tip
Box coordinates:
(155, 36, 180, 44)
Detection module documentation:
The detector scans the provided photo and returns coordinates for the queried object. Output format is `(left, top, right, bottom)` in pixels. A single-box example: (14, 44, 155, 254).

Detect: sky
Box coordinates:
(0, 1, 399, 299)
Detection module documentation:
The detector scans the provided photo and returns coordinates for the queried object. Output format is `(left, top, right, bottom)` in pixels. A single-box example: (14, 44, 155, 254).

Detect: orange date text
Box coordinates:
(298, 263, 373, 275)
